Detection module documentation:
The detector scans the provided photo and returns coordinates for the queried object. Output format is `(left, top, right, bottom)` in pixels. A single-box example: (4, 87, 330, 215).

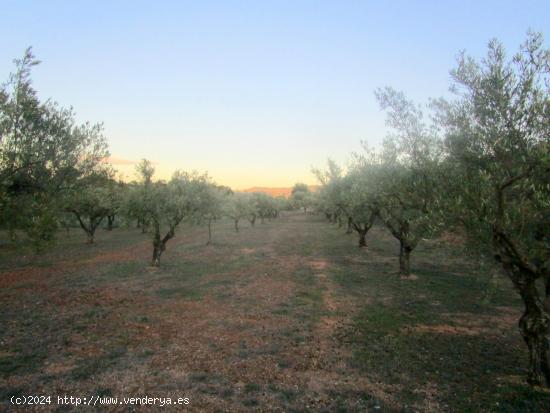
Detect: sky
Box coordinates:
(1, 1, 548, 188)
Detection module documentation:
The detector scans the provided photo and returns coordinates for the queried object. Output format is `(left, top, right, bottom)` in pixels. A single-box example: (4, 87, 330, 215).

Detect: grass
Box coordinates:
(323, 224, 542, 411)
(0, 212, 548, 412)
(69, 347, 127, 381)
(0, 351, 48, 375)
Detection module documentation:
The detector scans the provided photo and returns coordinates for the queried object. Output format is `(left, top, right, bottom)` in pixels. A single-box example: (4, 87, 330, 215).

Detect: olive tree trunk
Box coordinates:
(72, 211, 104, 244)
(352, 211, 378, 249)
(380, 216, 417, 277)
(151, 235, 165, 267)
(494, 228, 550, 386)
(151, 223, 176, 267)
(491, 185, 550, 386)
(107, 214, 115, 230)
(518, 279, 550, 386)
(399, 241, 413, 276)
(358, 229, 367, 247)
(86, 230, 94, 244)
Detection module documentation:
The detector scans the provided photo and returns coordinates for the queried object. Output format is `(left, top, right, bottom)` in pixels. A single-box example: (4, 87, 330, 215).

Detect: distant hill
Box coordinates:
(240, 186, 319, 198)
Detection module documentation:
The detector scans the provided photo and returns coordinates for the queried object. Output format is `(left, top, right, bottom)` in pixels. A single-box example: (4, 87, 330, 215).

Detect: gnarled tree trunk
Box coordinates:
(352, 211, 378, 249)
(358, 229, 367, 247)
(86, 230, 94, 244)
(107, 214, 115, 230)
(379, 213, 417, 277)
(399, 241, 413, 276)
(346, 216, 353, 234)
(151, 222, 176, 267)
(72, 211, 104, 244)
(151, 232, 165, 267)
(517, 279, 550, 386)
(494, 227, 550, 386)
(234, 219, 239, 233)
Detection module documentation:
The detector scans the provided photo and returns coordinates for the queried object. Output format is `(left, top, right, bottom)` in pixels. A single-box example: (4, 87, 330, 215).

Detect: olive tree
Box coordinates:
(435, 32, 550, 386)
(289, 183, 312, 212)
(104, 178, 125, 230)
(134, 159, 155, 233)
(225, 192, 255, 232)
(201, 185, 231, 245)
(246, 194, 259, 227)
(373, 88, 444, 276)
(66, 172, 112, 244)
(342, 164, 381, 248)
(254, 193, 279, 223)
(144, 171, 212, 267)
(313, 159, 346, 225)
(0, 48, 109, 245)
(314, 159, 379, 246)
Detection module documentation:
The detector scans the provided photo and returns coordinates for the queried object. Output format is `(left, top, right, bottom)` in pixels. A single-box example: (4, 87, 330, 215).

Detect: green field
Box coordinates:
(1, 212, 548, 412)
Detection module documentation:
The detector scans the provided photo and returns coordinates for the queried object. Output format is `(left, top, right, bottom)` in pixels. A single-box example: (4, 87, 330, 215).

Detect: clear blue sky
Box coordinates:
(1, 1, 548, 187)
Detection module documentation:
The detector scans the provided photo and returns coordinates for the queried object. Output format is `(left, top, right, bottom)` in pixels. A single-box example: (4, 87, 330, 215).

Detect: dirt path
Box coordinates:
(299, 257, 399, 412)
(302, 260, 347, 394)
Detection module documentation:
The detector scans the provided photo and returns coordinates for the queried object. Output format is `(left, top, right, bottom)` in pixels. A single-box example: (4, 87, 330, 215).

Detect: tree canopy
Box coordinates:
(0, 48, 109, 246)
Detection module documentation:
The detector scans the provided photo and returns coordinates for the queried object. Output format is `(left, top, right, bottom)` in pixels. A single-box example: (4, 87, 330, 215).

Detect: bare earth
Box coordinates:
(0, 213, 546, 412)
